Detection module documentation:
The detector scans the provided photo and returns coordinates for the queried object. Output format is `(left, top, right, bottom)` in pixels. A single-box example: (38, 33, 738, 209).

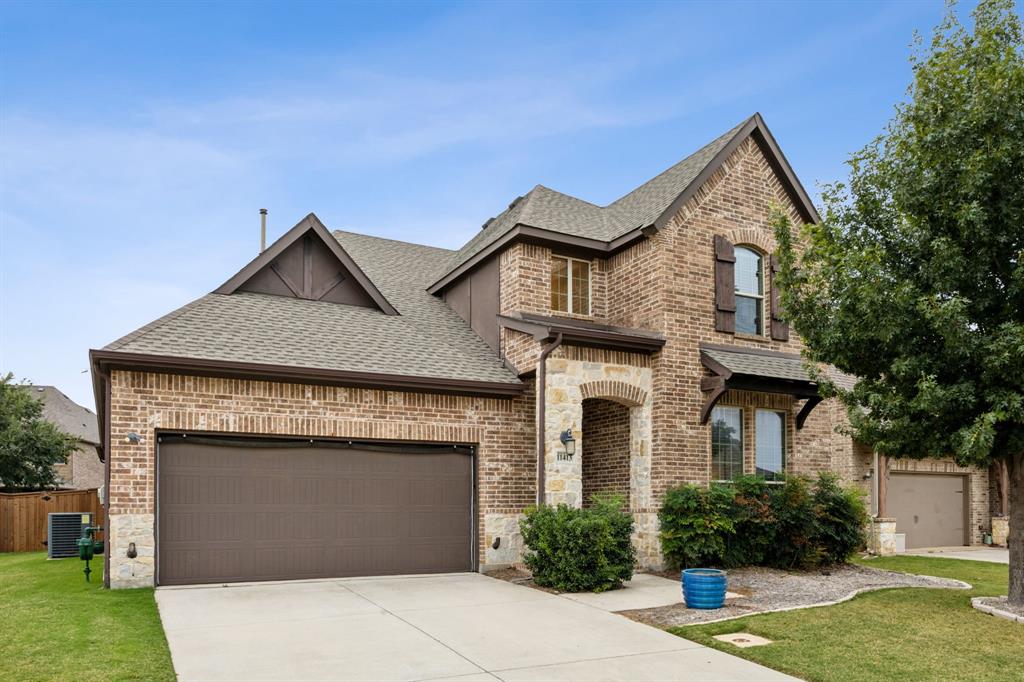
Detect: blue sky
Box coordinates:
(0, 0, 984, 409)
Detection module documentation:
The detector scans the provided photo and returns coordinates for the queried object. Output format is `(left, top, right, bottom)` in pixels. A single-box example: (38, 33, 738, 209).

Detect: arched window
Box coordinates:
(734, 246, 764, 335)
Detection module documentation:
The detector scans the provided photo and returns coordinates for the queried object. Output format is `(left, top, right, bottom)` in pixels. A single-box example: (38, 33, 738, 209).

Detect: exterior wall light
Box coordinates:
(558, 428, 576, 461)
(125, 431, 145, 445)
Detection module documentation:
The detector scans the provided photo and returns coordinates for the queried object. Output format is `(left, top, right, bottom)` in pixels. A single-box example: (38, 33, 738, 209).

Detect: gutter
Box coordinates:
(535, 332, 563, 506)
(89, 349, 524, 398)
(92, 366, 111, 589)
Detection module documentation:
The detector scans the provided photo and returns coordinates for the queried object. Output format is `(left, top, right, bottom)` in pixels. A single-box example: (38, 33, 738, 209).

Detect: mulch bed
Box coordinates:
(487, 567, 561, 594)
(619, 563, 968, 628)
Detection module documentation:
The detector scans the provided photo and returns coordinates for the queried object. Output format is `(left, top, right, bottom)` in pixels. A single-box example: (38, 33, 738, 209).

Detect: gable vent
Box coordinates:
(47, 512, 94, 559)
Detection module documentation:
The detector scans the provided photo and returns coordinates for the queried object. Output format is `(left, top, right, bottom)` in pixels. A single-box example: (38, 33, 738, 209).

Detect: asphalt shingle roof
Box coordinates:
(438, 118, 748, 279)
(102, 117, 764, 388)
(701, 346, 858, 391)
(22, 386, 99, 444)
(104, 232, 520, 385)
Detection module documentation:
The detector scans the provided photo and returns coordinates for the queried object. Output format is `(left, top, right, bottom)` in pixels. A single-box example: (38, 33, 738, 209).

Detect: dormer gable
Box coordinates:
(214, 213, 398, 315)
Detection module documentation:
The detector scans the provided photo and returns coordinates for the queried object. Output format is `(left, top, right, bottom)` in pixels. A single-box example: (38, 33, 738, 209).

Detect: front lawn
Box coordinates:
(672, 556, 1022, 682)
(0, 552, 174, 682)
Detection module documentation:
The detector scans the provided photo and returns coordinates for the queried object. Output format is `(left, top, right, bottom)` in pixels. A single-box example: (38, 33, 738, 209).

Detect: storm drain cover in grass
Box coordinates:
(713, 632, 773, 648)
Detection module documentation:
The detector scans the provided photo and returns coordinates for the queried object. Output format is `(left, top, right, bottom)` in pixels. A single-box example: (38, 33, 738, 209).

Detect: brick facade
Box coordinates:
(104, 129, 994, 587)
(492, 136, 992, 554)
(54, 442, 104, 490)
(581, 398, 632, 506)
(105, 370, 535, 586)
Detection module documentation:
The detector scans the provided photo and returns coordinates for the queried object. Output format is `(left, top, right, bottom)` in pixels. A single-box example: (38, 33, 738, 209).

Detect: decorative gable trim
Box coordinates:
(215, 213, 399, 315)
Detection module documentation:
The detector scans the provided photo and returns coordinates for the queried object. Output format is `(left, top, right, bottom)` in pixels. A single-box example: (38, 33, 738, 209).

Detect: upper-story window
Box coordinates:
(551, 256, 590, 315)
(734, 246, 764, 335)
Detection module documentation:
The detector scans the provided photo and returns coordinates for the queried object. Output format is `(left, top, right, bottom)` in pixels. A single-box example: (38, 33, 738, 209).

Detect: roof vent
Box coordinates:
(259, 208, 268, 253)
(508, 195, 524, 210)
(481, 217, 495, 230)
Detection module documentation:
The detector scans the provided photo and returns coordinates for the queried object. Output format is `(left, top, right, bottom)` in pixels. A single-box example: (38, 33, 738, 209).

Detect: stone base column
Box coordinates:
(108, 513, 156, 589)
(632, 511, 663, 571)
(868, 517, 897, 556)
(991, 516, 1009, 547)
(482, 512, 525, 569)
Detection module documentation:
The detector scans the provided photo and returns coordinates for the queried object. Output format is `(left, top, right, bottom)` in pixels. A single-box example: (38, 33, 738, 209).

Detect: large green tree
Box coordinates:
(774, 0, 1024, 604)
(0, 373, 79, 490)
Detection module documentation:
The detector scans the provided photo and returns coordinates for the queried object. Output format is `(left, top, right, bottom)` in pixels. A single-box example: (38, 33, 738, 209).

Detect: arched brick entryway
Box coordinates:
(581, 397, 631, 507)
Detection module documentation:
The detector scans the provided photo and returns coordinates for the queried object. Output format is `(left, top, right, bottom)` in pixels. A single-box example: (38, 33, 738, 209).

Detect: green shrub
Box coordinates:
(813, 473, 869, 564)
(519, 494, 635, 592)
(767, 476, 821, 569)
(658, 483, 735, 568)
(658, 473, 867, 570)
(722, 476, 775, 568)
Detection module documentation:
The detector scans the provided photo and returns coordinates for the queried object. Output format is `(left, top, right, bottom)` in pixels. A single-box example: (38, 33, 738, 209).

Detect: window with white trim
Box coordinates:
(550, 256, 591, 315)
(734, 246, 764, 335)
(710, 405, 743, 481)
(755, 409, 786, 481)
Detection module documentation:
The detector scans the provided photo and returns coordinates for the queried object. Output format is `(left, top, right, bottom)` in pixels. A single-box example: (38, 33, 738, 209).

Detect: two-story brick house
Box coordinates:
(91, 114, 993, 588)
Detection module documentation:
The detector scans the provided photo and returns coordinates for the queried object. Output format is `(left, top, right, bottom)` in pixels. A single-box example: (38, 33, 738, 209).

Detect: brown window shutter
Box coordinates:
(770, 253, 789, 341)
(714, 235, 735, 333)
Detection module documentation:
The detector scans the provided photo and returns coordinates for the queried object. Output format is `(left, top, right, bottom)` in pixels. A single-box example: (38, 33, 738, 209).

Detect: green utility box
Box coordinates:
(78, 526, 104, 582)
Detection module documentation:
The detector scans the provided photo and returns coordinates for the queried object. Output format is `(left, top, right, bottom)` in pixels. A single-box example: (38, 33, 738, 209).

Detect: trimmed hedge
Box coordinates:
(659, 474, 867, 570)
(519, 494, 635, 592)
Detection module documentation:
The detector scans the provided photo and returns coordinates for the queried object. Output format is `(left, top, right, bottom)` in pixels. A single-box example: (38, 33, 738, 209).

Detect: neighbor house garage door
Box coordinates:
(886, 473, 966, 549)
(157, 436, 473, 586)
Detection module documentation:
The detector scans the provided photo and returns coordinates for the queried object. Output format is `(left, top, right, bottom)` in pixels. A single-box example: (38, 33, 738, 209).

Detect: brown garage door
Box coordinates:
(157, 436, 473, 586)
(886, 473, 966, 549)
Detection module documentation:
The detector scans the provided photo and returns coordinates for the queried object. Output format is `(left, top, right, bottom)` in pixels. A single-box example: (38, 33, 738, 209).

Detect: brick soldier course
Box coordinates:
(92, 114, 992, 588)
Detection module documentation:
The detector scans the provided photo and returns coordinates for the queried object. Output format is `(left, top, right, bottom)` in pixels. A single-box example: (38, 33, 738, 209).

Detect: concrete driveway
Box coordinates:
(903, 546, 1009, 563)
(156, 573, 792, 682)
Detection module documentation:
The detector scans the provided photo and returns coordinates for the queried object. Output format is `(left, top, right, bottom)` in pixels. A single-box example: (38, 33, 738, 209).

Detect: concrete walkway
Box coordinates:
(156, 573, 793, 682)
(902, 547, 1009, 564)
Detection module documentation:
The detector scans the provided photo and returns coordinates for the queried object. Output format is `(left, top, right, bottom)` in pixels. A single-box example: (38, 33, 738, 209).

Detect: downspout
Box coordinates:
(100, 370, 112, 589)
(536, 332, 563, 506)
(872, 450, 880, 517)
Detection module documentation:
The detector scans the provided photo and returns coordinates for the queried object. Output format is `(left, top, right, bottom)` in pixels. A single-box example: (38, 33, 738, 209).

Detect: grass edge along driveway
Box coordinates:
(0, 551, 175, 682)
(672, 556, 1022, 682)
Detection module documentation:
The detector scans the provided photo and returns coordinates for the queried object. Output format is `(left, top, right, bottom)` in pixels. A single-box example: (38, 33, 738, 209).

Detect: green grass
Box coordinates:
(672, 556, 1023, 682)
(0, 552, 174, 682)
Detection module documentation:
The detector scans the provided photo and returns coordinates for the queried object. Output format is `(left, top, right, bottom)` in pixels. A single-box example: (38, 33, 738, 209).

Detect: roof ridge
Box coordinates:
(531, 184, 603, 209)
(332, 229, 455, 253)
(607, 116, 751, 210)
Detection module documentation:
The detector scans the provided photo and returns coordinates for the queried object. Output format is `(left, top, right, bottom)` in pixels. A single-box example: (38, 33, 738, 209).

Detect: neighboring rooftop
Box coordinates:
(22, 386, 99, 444)
(102, 231, 519, 386)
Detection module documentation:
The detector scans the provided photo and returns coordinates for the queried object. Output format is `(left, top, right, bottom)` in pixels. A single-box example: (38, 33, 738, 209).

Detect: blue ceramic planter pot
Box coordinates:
(682, 568, 727, 609)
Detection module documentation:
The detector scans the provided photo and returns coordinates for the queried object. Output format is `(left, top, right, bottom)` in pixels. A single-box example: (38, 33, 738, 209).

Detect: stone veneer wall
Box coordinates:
(106, 370, 535, 587)
(541, 346, 660, 568)
(581, 398, 631, 506)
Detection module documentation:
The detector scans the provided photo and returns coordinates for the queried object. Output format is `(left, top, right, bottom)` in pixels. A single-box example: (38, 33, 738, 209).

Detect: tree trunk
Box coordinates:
(1009, 450, 1024, 606)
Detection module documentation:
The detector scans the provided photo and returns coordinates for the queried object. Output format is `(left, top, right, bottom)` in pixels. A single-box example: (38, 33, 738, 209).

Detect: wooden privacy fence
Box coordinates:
(0, 489, 104, 553)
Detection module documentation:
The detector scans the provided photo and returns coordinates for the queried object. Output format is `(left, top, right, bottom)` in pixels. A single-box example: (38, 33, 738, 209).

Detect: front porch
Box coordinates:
(542, 348, 660, 567)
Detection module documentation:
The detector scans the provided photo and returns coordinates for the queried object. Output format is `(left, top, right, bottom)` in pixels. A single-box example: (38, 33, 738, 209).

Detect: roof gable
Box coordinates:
(428, 113, 819, 293)
(215, 213, 398, 315)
